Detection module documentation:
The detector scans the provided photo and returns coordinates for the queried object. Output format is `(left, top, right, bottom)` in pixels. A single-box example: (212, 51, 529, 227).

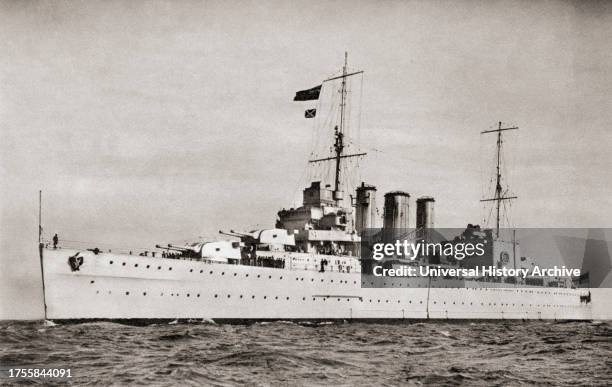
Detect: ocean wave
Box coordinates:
(0, 320, 610, 385)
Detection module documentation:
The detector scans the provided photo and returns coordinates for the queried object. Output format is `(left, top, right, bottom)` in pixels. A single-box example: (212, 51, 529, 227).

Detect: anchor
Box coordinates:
(68, 252, 84, 272)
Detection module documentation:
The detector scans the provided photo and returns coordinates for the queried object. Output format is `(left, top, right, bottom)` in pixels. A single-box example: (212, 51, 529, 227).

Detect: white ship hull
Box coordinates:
(41, 248, 593, 321)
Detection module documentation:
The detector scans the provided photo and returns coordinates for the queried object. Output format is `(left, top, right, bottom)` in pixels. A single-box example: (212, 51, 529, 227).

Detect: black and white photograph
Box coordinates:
(1, 0, 611, 385)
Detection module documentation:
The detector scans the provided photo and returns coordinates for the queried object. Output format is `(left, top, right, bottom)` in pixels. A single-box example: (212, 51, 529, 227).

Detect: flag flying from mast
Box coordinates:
(304, 109, 316, 118)
(293, 85, 321, 101)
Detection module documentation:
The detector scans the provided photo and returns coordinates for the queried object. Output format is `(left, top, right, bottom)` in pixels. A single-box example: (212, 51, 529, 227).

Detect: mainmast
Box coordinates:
(480, 121, 518, 238)
(309, 52, 366, 206)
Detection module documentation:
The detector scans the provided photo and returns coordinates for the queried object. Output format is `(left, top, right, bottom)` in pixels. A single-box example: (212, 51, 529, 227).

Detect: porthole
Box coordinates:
(187, 294, 190, 297)
(158, 266, 161, 270)
(286, 297, 290, 300)
(146, 265, 150, 268)
(252, 295, 255, 299)
(197, 294, 200, 297)
(122, 262, 126, 266)
(227, 295, 230, 298)
(90, 280, 95, 284)
(221, 272, 225, 275)
(125, 291, 130, 295)
(257, 275, 261, 278)
(240, 295, 243, 299)
(143, 292, 147, 296)
(210, 271, 213, 274)
(169, 267, 172, 271)
(302, 297, 306, 301)
(134, 264, 138, 267)
(110, 261, 114, 264)
(280, 276, 283, 280)
(190, 269, 193, 272)
(269, 275, 272, 279)
(214, 294, 218, 298)
(200, 270, 203, 273)
(263, 296, 267, 299)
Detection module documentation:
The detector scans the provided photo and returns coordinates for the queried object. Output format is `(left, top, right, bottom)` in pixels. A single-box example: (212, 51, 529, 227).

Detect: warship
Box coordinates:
(38, 54, 593, 322)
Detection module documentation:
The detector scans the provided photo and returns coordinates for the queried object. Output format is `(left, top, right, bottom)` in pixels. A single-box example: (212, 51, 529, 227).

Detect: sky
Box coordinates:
(1, 0, 611, 318)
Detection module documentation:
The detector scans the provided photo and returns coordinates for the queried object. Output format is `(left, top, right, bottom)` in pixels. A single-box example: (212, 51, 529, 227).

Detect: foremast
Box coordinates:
(308, 52, 366, 206)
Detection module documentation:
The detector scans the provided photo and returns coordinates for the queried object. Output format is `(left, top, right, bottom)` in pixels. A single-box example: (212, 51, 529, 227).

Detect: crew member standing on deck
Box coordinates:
(53, 233, 58, 249)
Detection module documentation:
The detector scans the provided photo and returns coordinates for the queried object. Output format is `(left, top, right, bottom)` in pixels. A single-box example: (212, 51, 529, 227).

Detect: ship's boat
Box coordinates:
(37, 54, 593, 322)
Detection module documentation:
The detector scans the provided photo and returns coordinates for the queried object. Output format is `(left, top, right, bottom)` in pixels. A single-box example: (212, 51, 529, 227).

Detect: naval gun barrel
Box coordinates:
(219, 230, 249, 238)
(230, 229, 251, 237)
(155, 244, 181, 251)
(155, 244, 197, 252)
